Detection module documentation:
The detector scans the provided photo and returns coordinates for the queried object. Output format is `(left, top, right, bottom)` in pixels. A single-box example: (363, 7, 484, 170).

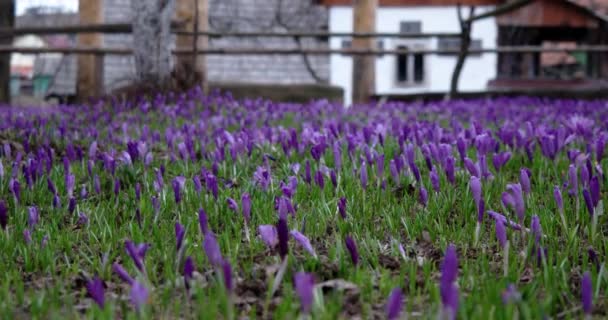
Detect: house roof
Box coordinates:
(319, 0, 501, 5)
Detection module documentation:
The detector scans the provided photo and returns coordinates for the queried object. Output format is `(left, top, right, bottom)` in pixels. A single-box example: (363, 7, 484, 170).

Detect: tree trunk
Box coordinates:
(131, 0, 175, 85)
(0, 0, 14, 104)
(448, 5, 475, 100)
(351, 0, 377, 105)
(77, 0, 104, 100)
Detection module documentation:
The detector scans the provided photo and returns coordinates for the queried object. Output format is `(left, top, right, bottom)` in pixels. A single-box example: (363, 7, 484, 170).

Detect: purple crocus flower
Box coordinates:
(581, 164, 590, 188)
(253, 166, 271, 191)
(294, 272, 315, 314)
(290, 230, 316, 258)
(389, 160, 400, 184)
(172, 178, 182, 204)
(531, 215, 542, 244)
(445, 156, 455, 185)
(277, 217, 289, 260)
(419, 186, 428, 207)
(94, 175, 101, 195)
(495, 217, 507, 248)
(125, 240, 145, 272)
(203, 232, 223, 266)
(175, 222, 185, 252)
(338, 197, 347, 219)
(226, 197, 238, 213)
(66, 173, 75, 198)
(345, 235, 359, 266)
(583, 189, 594, 216)
(68, 197, 76, 214)
(554, 186, 563, 213)
(52, 194, 61, 209)
(464, 157, 479, 178)
(0, 200, 7, 230)
(222, 260, 233, 293)
(112, 262, 134, 284)
(259, 224, 278, 248)
(385, 287, 403, 320)
(304, 160, 312, 185)
(360, 162, 368, 190)
(377, 154, 385, 180)
(130, 281, 149, 312)
(520, 169, 531, 195)
(330, 170, 337, 188)
(470, 176, 482, 208)
(241, 193, 251, 224)
(569, 165, 579, 196)
(23, 229, 32, 244)
(315, 170, 325, 189)
(333, 142, 342, 171)
(206, 174, 219, 199)
(77, 212, 88, 226)
(135, 183, 141, 201)
(183, 256, 195, 288)
(27, 206, 39, 229)
(10, 178, 20, 203)
(440, 244, 459, 320)
(582, 271, 593, 315)
(86, 276, 105, 308)
(430, 168, 440, 193)
(193, 175, 202, 194)
(590, 176, 600, 208)
(198, 208, 208, 235)
(502, 284, 521, 304)
(506, 183, 525, 223)
(47, 177, 57, 195)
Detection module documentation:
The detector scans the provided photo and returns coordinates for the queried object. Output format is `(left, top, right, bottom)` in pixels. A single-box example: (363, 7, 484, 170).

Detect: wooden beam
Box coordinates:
(0, 25, 460, 39)
(174, 0, 208, 91)
(0, 0, 14, 104)
(351, 0, 377, 104)
(77, 0, 104, 100)
(467, 0, 533, 23)
(4, 45, 608, 56)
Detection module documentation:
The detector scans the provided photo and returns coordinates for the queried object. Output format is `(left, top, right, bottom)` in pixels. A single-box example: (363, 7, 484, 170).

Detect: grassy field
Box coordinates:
(0, 92, 606, 319)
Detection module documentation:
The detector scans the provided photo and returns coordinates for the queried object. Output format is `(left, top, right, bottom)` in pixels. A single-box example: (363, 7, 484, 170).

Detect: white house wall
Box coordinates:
(329, 6, 498, 105)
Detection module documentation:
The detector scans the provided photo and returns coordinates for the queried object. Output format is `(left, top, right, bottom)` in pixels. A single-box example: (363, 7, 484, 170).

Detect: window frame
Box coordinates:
(392, 39, 429, 88)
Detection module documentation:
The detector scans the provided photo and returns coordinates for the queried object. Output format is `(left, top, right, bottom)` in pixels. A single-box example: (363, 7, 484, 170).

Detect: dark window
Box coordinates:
(396, 46, 409, 82)
(400, 21, 422, 34)
(341, 40, 351, 49)
(414, 53, 424, 82)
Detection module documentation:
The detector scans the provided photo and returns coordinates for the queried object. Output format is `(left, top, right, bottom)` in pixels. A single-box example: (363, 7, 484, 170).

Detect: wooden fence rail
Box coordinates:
(3, 45, 608, 55)
(0, 23, 459, 39)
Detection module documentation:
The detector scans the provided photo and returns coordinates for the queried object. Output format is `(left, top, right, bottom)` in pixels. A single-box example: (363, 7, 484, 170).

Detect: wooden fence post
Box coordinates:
(77, 0, 104, 100)
(0, 0, 14, 104)
(351, 0, 377, 105)
(175, 0, 208, 92)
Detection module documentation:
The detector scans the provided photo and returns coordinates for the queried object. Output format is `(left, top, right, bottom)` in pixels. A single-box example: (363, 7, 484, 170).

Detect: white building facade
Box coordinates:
(328, 5, 498, 104)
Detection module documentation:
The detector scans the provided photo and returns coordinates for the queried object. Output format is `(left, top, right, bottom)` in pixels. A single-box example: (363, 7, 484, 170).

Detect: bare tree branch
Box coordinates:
(467, 0, 533, 23)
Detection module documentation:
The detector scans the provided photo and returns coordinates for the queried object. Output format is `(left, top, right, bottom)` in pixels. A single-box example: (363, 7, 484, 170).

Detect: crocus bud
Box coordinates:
(385, 287, 403, 320)
(241, 193, 251, 224)
(582, 271, 593, 315)
(277, 217, 289, 260)
(130, 281, 149, 312)
(203, 232, 223, 266)
(345, 235, 359, 266)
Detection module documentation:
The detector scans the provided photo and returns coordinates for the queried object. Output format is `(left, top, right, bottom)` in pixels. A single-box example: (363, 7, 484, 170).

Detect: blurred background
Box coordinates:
(2, 0, 608, 106)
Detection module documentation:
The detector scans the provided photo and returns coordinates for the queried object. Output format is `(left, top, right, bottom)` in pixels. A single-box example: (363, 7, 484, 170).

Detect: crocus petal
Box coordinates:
(203, 232, 223, 266)
(175, 222, 185, 252)
(385, 287, 403, 320)
(86, 276, 105, 308)
(294, 272, 315, 314)
(345, 236, 359, 266)
(258, 224, 278, 248)
(130, 281, 149, 312)
(112, 262, 134, 284)
(290, 230, 316, 258)
(241, 193, 251, 224)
